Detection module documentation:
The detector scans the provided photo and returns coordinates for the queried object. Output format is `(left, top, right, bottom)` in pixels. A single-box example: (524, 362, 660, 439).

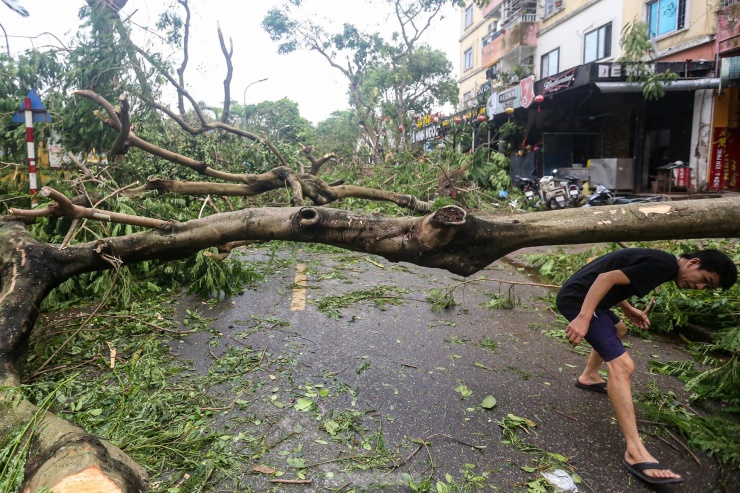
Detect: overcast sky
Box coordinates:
(4, 0, 459, 124)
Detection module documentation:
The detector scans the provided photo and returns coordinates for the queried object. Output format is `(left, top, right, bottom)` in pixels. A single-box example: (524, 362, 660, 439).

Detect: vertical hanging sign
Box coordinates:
(13, 89, 51, 206)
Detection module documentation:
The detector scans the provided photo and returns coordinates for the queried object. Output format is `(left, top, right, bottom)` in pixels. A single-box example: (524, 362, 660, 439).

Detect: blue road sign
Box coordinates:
(13, 88, 51, 123)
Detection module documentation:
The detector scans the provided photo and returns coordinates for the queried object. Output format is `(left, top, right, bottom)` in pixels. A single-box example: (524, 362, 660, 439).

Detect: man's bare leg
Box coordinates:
(578, 321, 629, 386)
(578, 349, 605, 385)
(606, 352, 681, 481)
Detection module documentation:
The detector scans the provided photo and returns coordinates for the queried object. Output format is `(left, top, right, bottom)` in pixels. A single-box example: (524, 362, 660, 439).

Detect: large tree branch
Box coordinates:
(176, 0, 191, 117)
(129, 46, 261, 140)
(127, 168, 432, 212)
(108, 93, 132, 157)
(0, 387, 148, 493)
(8, 187, 165, 229)
(74, 90, 258, 180)
(216, 22, 233, 124)
(73, 91, 426, 211)
(8, 198, 737, 294)
(300, 145, 336, 175)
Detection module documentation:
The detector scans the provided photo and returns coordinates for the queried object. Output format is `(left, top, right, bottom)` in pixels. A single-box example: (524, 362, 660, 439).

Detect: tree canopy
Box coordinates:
(244, 97, 314, 144)
(262, 0, 462, 159)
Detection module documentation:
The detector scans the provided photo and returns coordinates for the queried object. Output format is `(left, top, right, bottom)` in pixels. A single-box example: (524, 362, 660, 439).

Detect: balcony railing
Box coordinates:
(482, 29, 505, 47)
(501, 11, 537, 29)
(501, 0, 538, 28)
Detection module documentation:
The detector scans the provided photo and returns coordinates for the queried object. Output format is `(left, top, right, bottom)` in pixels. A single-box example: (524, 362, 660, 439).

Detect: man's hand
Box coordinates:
(620, 304, 650, 329)
(565, 316, 590, 346)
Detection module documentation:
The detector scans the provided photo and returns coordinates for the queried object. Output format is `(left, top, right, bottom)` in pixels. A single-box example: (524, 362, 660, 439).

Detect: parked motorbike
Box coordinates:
(583, 185, 666, 207)
(552, 169, 582, 207)
(538, 175, 567, 209)
(515, 176, 539, 206)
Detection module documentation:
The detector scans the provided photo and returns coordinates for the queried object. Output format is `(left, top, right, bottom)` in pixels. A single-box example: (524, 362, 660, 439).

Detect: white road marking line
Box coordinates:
(290, 263, 307, 311)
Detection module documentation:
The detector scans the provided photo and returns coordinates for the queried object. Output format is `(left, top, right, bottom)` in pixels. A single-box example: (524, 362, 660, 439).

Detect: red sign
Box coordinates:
(709, 127, 740, 191)
(520, 76, 535, 108)
(674, 168, 690, 188)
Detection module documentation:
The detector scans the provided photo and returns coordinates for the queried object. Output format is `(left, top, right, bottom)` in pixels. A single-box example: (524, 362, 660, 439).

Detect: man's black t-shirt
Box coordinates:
(556, 248, 679, 310)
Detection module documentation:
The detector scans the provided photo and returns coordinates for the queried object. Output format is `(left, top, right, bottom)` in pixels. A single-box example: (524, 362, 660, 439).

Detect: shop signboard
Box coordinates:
(411, 124, 439, 144)
(520, 76, 535, 108)
(543, 68, 576, 94)
(490, 85, 521, 115)
(595, 63, 622, 79)
(709, 127, 740, 191)
(486, 92, 497, 118)
(476, 80, 492, 105)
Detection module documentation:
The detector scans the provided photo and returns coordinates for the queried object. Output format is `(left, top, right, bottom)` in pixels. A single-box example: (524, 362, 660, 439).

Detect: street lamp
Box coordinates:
(276, 124, 291, 142)
(243, 77, 268, 128)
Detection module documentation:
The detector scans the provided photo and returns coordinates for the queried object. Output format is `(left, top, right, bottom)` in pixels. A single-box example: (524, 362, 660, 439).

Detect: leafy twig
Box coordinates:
(34, 268, 121, 375)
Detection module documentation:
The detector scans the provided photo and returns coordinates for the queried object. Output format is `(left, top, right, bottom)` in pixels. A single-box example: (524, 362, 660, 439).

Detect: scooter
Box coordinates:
(538, 175, 567, 209)
(583, 185, 666, 207)
(552, 169, 582, 207)
(515, 176, 539, 206)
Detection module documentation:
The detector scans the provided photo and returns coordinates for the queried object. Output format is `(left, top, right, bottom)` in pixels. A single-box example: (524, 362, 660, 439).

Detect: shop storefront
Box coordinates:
(524, 60, 717, 191)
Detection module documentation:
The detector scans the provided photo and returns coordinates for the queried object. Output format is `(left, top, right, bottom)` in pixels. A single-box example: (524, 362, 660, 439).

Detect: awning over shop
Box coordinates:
(533, 61, 716, 97)
(595, 79, 720, 92)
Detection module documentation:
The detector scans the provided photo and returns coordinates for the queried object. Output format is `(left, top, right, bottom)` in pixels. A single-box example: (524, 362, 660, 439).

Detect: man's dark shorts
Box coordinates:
(557, 305, 626, 362)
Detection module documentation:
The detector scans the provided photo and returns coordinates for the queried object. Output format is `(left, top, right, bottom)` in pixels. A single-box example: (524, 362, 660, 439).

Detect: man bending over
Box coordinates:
(556, 248, 737, 486)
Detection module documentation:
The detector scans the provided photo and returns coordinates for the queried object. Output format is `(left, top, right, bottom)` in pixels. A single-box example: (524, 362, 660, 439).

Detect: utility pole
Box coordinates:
(13, 89, 51, 207)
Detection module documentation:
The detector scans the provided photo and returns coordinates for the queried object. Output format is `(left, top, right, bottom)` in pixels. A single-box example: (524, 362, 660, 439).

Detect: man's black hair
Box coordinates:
(680, 250, 738, 290)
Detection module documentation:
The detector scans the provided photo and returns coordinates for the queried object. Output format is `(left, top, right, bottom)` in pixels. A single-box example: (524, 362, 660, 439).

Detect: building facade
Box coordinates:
(459, 1, 537, 108)
(455, 0, 740, 192)
(458, 1, 490, 108)
(712, 1, 740, 192)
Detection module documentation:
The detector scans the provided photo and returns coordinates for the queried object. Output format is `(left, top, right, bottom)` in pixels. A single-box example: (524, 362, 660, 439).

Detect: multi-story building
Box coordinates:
(454, 1, 739, 192)
(458, 1, 537, 109)
(458, 1, 491, 109)
(621, 0, 722, 190)
(536, 0, 622, 79)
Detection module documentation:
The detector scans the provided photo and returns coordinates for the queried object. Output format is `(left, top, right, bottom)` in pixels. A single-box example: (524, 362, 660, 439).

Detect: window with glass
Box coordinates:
(543, 0, 564, 18)
(465, 5, 474, 28)
(647, 0, 686, 38)
(584, 22, 612, 63)
(464, 48, 474, 71)
(541, 48, 559, 78)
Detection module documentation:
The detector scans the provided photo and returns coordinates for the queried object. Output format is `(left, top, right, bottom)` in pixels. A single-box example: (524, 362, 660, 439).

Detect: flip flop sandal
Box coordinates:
(574, 379, 607, 394)
(622, 459, 684, 485)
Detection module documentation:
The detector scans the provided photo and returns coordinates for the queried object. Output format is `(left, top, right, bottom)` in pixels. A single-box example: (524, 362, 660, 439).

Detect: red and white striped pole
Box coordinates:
(23, 96, 38, 206)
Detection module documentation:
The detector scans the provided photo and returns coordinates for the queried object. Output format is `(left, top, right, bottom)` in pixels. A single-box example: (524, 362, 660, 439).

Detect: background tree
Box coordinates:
(0, 50, 64, 162)
(314, 109, 364, 164)
(619, 20, 680, 100)
(244, 97, 314, 145)
(360, 44, 458, 151)
(262, 0, 462, 161)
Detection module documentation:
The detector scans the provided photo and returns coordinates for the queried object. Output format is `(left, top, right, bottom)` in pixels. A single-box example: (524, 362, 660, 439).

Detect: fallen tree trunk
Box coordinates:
(1, 386, 147, 493)
(1, 197, 739, 491)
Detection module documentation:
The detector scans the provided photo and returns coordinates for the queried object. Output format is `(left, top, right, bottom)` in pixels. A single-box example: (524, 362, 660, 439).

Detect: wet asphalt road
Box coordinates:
(173, 243, 737, 493)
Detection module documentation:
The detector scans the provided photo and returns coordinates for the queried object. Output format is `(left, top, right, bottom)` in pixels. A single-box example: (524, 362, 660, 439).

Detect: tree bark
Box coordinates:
(1, 387, 148, 493)
(2, 197, 739, 491)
